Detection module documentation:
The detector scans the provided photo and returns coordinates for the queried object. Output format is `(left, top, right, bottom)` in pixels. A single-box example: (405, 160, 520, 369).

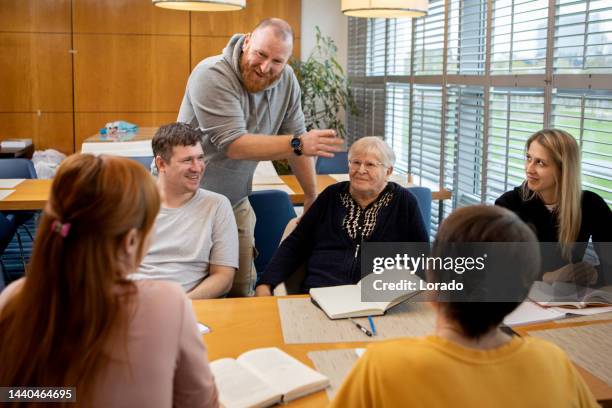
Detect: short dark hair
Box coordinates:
(152, 122, 204, 164)
(431, 205, 540, 339)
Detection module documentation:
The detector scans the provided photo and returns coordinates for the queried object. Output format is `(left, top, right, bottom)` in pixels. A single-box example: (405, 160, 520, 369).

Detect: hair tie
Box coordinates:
(51, 220, 71, 238)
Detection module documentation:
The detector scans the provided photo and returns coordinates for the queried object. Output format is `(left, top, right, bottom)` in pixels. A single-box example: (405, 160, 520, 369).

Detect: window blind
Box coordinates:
(551, 89, 612, 205)
(554, 0, 612, 73)
(385, 83, 411, 173)
(413, 0, 446, 75)
(485, 88, 545, 202)
(447, 0, 487, 75)
(346, 0, 612, 232)
(491, 0, 549, 74)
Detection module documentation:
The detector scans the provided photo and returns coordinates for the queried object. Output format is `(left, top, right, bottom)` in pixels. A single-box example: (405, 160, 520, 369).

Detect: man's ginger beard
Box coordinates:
(239, 53, 282, 93)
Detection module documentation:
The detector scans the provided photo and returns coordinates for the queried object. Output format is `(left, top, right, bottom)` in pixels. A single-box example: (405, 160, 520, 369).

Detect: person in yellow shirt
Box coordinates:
(329, 205, 599, 408)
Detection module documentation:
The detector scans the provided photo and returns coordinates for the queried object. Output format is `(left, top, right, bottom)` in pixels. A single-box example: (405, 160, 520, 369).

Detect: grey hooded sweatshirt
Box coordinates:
(177, 34, 306, 206)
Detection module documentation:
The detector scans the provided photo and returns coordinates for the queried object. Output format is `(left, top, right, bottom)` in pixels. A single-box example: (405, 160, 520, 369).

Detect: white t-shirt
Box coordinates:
(132, 188, 239, 291)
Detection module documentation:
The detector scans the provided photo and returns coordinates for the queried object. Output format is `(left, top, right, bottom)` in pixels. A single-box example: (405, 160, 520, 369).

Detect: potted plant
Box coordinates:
(274, 27, 358, 175)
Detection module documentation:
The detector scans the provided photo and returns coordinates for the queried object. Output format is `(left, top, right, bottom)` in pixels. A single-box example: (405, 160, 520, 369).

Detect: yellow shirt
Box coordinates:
(329, 335, 599, 408)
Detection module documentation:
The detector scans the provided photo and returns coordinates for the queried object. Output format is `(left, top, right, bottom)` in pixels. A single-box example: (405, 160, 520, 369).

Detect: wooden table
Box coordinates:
(0, 174, 451, 211)
(0, 179, 51, 211)
(279, 174, 452, 204)
(193, 296, 364, 407)
(192, 296, 612, 407)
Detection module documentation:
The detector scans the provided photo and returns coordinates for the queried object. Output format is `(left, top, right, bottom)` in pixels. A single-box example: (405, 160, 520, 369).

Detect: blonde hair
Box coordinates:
(522, 129, 582, 260)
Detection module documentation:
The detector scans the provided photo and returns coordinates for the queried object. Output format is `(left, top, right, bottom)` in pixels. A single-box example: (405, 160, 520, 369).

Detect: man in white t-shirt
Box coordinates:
(131, 122, 239, 298)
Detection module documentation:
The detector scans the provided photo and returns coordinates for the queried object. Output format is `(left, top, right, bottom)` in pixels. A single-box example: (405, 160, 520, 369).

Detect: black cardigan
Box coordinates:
(496, 186, 612, 284)
(259, 182, 429, 293)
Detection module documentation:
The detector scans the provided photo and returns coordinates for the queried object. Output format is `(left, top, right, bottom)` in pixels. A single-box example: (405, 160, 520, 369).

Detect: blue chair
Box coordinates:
(315, 151, 349, 174)
(0, 159, 38, 269)
(0, 158, 37, 179)
(407, 186, 432, 236)
(129, 156, 154, 170)
(248, 190, 297, 279)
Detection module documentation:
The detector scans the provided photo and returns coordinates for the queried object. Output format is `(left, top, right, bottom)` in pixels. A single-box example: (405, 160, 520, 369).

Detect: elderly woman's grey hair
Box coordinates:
(348, 136, 396, 167)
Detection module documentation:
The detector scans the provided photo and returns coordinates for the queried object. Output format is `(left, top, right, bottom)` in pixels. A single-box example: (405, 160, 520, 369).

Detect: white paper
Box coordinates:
(551, 305, 612, 316)
(253, 161, 283, 184)
(0, 189, 16, 201)
(354, 348, 366, 358)
(329, 174, 350, 182)
(0, 179, 24, 188)
(81, 140, 153, 157)
(503, 301, 567, 327)
(251, 184, 294, 194)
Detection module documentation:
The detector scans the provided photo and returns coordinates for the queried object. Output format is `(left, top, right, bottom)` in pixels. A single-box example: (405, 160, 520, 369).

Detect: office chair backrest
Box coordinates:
(407, 186, 432, 236)
(315, 151, 349, 174)
(248, 190, 297, 279)
(0, 158, 37, 179)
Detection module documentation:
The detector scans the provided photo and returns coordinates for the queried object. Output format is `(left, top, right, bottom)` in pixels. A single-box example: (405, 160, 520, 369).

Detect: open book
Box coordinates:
(210, 347, 329, 408)
(529, 281, 612, 309)
(309, 274, 423, 319)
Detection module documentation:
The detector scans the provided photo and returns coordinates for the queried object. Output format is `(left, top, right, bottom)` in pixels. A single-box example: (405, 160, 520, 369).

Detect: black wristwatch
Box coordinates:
(290, 135, 303, 156)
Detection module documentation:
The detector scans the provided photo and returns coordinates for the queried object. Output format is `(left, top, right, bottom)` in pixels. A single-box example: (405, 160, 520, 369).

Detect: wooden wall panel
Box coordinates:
(0, 0, 71, 33)
(3, 0, 301, 154)
(73, 0, 189, 35)
(191, 36, 301, 70)
(75, 112, 177, 148)
(190, 36, 232, 69)
(0, 33, 73, 112)
(191, 0, 301, 38)
(0, 113, 74, 154)
(74, 34, 189, 112)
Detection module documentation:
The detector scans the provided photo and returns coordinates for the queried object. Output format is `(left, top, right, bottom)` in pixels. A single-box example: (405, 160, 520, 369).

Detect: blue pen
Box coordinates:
(367, 316, 377, 336)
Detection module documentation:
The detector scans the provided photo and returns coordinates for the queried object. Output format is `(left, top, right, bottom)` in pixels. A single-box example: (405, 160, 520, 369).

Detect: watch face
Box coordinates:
(291, 137, 301, 149)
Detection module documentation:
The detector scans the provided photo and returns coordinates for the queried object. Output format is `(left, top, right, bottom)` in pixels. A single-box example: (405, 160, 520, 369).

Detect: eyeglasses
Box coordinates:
(348, 159, 386, 171)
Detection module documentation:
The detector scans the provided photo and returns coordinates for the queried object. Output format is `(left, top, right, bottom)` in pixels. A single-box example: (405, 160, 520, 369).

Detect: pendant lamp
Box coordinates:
(341, 0, 428, 18)
(153, 0, 245, 12)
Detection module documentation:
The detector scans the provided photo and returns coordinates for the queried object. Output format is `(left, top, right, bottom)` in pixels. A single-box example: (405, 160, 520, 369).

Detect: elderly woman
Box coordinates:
(255, 136, 428, 295)
(496, 129, 611, 285)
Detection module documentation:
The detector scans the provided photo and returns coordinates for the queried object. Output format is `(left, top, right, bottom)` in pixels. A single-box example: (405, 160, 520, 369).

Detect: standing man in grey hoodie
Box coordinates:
(177, 18, 343, 297)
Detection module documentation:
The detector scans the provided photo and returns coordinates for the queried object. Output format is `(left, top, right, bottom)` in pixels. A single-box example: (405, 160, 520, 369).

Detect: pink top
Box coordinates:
(0, 278, 219, 408)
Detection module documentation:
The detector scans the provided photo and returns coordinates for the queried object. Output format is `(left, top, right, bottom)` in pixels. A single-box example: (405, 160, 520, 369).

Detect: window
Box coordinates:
(551, 89, 612, 205)
(347, 0, 612, 233)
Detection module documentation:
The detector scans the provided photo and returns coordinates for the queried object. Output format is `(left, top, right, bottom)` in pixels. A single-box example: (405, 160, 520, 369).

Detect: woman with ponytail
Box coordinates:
(0, 154, 218, 407)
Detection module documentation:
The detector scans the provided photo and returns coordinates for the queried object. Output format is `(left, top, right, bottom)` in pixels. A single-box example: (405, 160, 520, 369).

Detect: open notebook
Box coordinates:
(309, 275, 423, 319)
(210, 347, 329, 408)
(529, 281, 612, 308)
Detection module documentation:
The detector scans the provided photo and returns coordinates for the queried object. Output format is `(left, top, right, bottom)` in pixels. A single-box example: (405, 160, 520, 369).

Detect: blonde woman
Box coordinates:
(496, 128, 611, 285)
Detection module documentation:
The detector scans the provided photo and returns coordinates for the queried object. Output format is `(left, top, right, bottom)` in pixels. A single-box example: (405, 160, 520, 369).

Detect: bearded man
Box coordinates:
(177, 18, 343, 297)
